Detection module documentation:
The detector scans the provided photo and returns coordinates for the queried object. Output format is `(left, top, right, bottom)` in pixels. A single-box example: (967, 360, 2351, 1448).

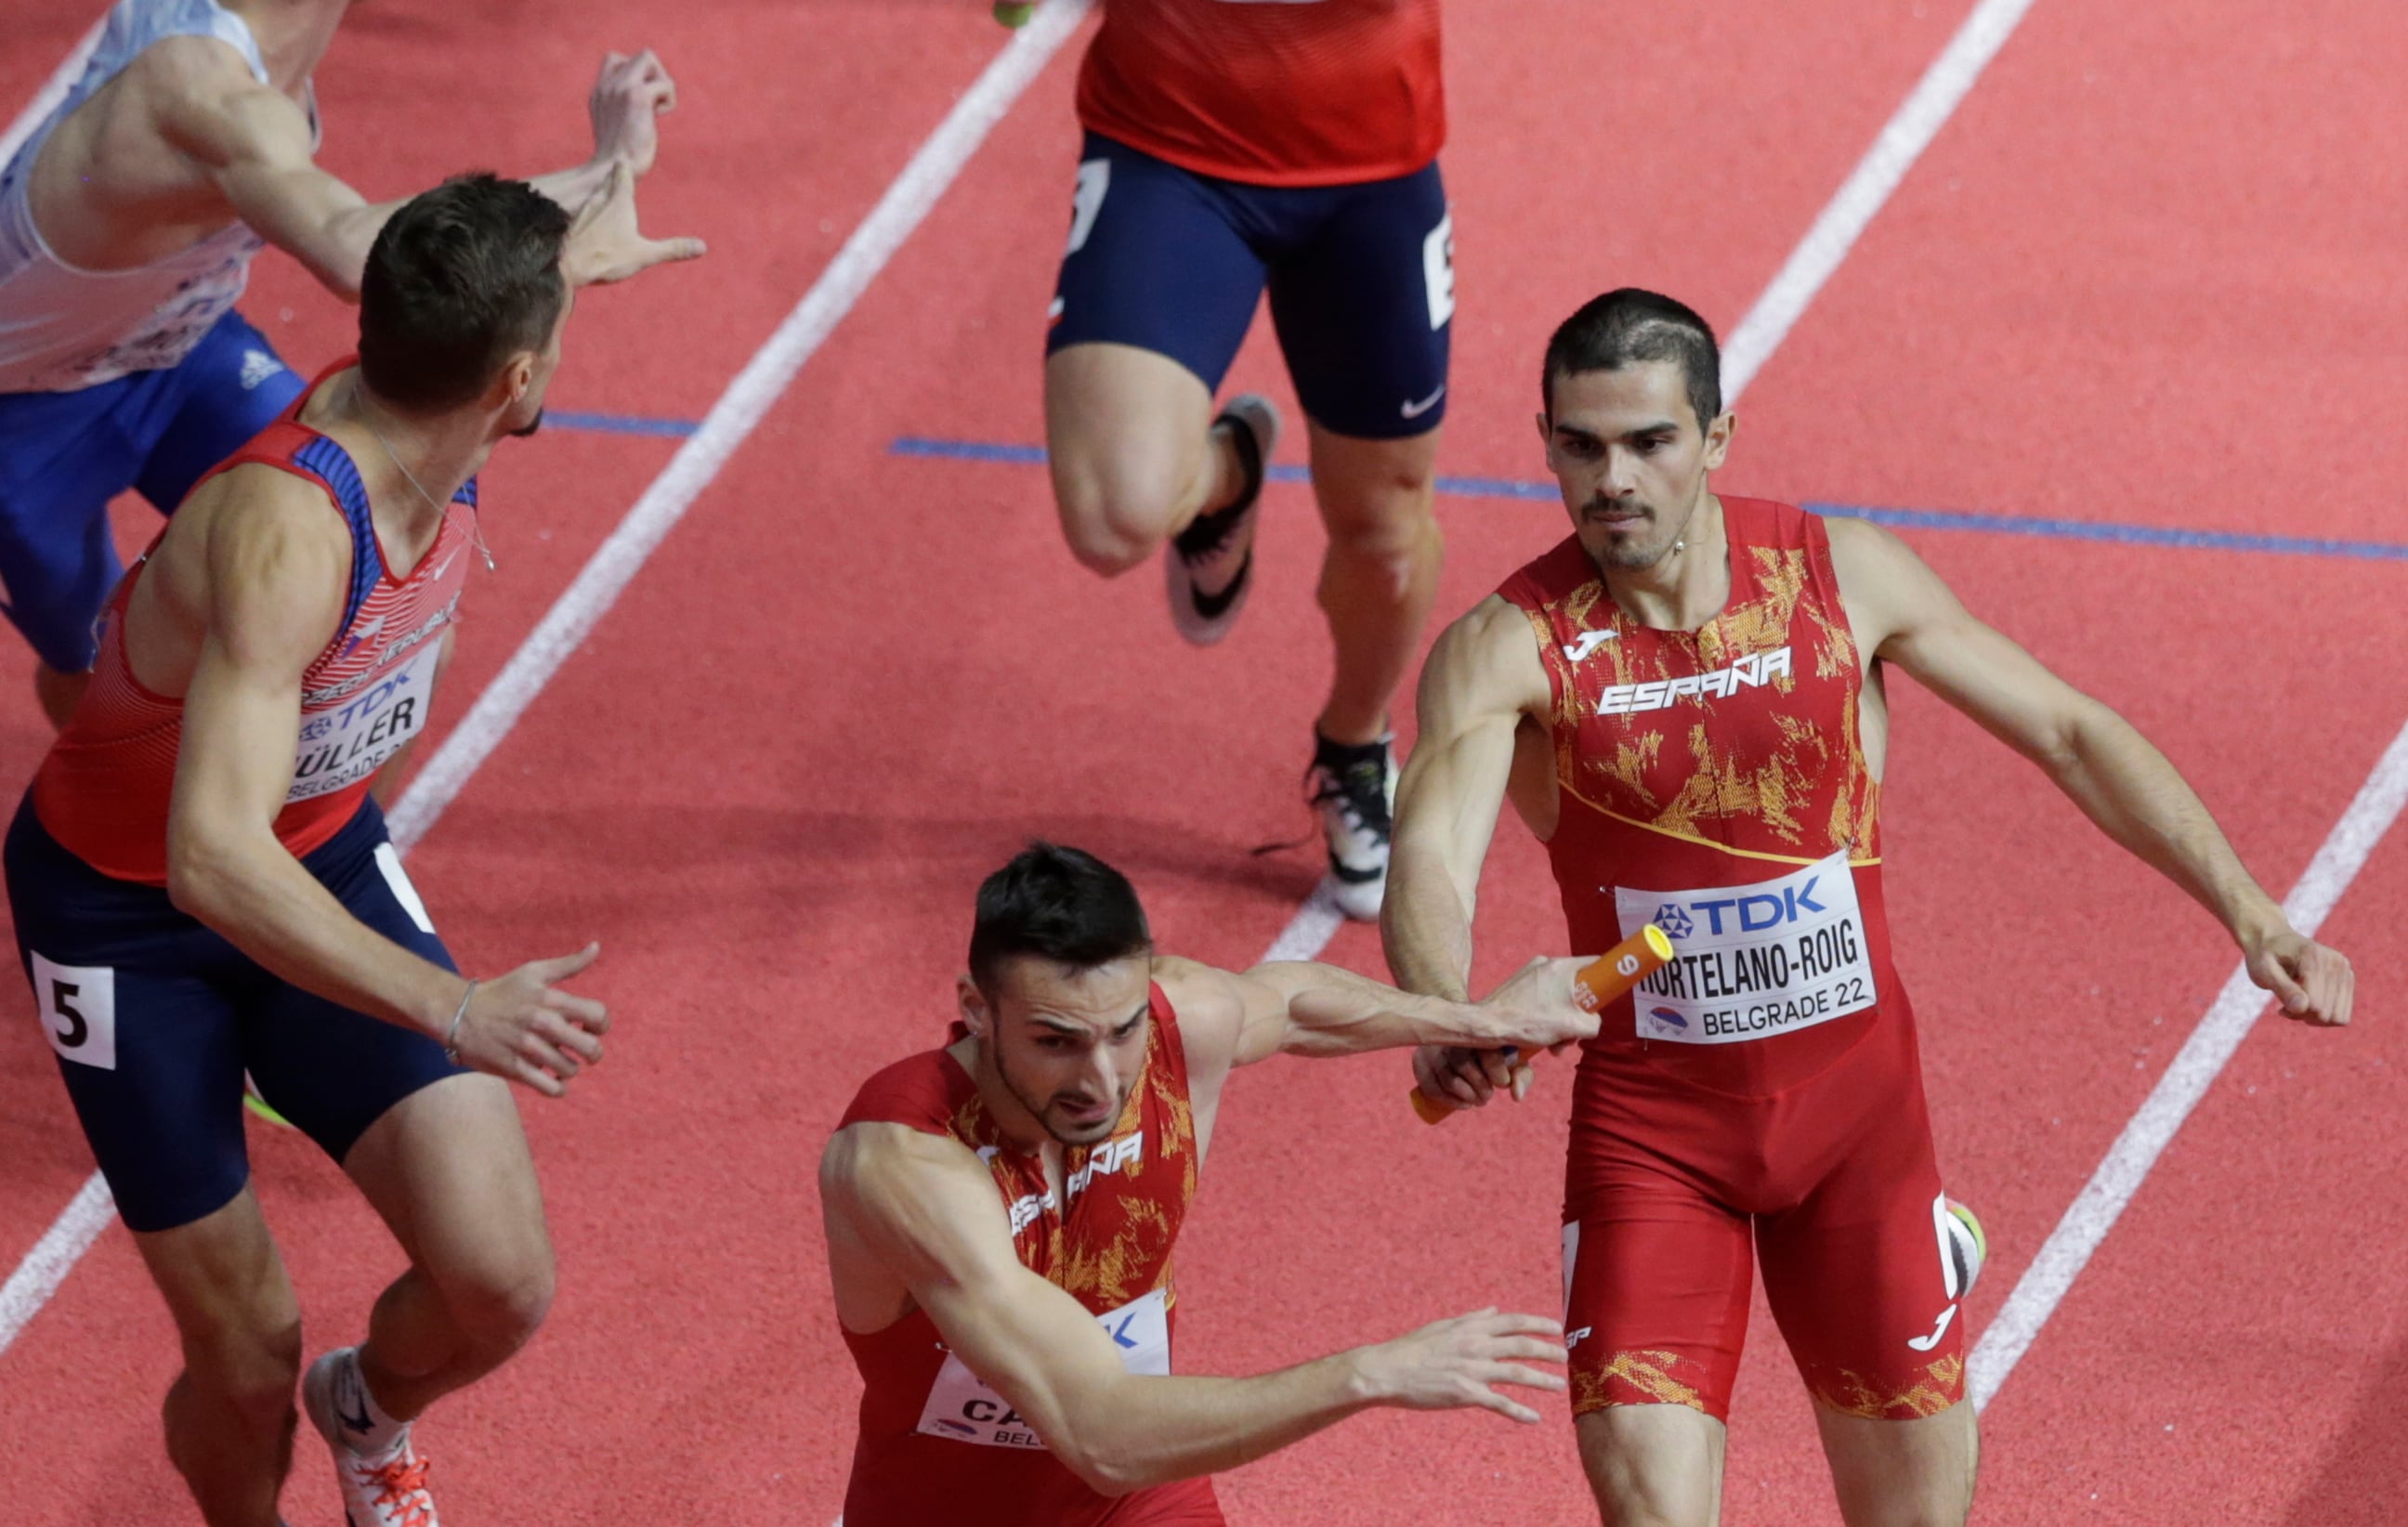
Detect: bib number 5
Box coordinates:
(32, 954, 117, 1071)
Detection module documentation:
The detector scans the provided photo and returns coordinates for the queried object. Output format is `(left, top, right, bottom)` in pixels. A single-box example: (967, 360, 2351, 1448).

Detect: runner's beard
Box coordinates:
(1585, 493, 1674, 569)
(993, 1038, 1132, 1146)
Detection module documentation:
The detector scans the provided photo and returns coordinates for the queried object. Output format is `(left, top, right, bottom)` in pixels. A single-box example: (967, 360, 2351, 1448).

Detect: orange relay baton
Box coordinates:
(1408, 924, 1676, 1125)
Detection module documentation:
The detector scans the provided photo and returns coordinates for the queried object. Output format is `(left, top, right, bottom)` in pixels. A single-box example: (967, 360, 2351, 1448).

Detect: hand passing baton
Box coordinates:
(1409, 925, 1675, 1125)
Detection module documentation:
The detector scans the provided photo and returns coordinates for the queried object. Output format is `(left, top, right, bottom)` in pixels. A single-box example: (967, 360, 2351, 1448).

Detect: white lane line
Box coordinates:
(387, 0, 1093, 846)
(1969, 720, 2408, 1411)
(1253, 0, 2039, 969)
(0, 0, 1094, 1362)
(1257, 879, 1345, 964)
(0, 1175, 113, 1351)
(0, 16, 102, 170)
(0, 7, 126, 1365)
(1721, 0, 2040, 403)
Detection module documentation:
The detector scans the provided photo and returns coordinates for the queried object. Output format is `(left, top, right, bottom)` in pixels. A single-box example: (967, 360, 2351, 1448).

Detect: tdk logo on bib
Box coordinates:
(1652, 876, 1833, 940)
(1613, 852, 1877, 1044)
(916, 1288, 1171, 1449)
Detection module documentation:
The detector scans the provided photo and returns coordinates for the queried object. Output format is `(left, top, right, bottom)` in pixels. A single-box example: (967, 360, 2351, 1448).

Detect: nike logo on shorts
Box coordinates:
(1400, 384, 1446, 420)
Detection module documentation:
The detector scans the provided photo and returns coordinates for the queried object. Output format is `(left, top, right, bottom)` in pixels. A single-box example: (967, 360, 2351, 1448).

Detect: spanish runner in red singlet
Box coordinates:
(4, 171, 697, 1527)
(1038, 0, 1452, 920)
(820, 842, 1603, 1526)
(1381, 290, 2353, 1524)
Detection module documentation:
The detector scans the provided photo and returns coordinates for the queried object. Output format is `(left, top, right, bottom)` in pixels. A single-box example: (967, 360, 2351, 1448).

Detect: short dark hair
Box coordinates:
(358, 173, 571, 412)
(1542, 288, 1722, 432)
(968, 843, 1153, 995)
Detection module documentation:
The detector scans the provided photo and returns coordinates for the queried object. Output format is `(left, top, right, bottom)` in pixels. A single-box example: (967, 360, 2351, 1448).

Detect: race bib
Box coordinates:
(1613, 851, 1877, 1044)
(288, 639, 443, 803)
(914, 1287, 1171, 1449)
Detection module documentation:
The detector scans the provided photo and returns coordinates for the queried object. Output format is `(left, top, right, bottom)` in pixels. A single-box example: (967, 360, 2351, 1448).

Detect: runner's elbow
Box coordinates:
(163, 830, 242, 919)
(304, 224, 369, 304)
(1060, 1442, 1149, 1497)
(2029, 699, 2115, 780)
(313, 250, 365, 305)
(1049, 1403, 1154, 1495)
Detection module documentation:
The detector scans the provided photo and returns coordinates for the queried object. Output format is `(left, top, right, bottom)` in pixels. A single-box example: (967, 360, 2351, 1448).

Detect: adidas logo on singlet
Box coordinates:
(1594, 646, 1794, 717)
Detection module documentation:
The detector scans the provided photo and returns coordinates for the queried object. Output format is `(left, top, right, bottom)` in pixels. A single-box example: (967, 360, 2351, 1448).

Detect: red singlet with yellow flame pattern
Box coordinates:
(836, 985, 1223, 1526)
(1504, 495, 1891, 1096)
(1497, 497, 1968, 1425)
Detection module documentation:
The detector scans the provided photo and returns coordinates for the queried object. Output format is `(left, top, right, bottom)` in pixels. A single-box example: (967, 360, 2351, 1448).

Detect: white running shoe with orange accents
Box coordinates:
(303, 1348, 440, 1527)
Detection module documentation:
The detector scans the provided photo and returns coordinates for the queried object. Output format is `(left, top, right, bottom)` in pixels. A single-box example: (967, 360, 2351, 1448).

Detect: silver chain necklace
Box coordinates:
(351, 377, 495, 571)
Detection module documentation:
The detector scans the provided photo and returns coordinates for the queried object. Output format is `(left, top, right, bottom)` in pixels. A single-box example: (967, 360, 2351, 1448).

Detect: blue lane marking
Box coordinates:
(888, 436, 2408, 563)
(548, 410, 699, 438)
(1803, 502, 2408, 562)
(1433, 471, 1555, 502)
(892, 437, 1043, 463)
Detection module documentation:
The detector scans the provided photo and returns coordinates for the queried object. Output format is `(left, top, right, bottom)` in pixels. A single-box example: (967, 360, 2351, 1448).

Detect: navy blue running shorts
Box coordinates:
(6, 794, 468, 1233)
(0, 307, 303, 672)
(1047, 132, 1453, 441)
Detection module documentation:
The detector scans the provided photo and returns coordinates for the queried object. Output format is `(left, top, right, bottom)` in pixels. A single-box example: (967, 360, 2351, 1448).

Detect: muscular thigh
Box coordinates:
(344, 1071, 546, 1288)
(1563, 1159, 1755, 1423)
(131, 1188, 302, 1372)
(1755, 1050, 1967, 1421)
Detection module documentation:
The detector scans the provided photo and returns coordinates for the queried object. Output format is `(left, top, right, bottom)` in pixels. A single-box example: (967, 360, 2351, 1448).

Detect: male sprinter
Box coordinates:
(0, 0, 697, 725)
(1384, 290, 2354, 1525)
(823, 842, 1597, 1526)
(1041, 0, 1452, 919)
(5, 172, 687, 1527)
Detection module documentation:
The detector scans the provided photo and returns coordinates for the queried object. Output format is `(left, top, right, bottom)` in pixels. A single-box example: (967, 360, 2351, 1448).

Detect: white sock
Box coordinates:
(329, 1347, 408, 1457)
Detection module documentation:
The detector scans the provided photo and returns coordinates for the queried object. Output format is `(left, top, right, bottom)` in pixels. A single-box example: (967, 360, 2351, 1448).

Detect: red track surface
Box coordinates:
(1, 2, 2401, 1521)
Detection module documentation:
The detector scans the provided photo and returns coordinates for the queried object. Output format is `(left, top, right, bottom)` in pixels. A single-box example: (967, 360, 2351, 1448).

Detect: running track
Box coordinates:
(0, 2, 2401, 1521)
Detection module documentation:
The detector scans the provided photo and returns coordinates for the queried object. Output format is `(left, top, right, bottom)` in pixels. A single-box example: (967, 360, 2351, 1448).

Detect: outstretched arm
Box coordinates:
(821, 1123, 1566, 1496)
(1155, 953, 1599, 1078)
(152, 43, 693, 299)
(1381, 596, 1553, 1001)
(1830, 517, 2352, 1025)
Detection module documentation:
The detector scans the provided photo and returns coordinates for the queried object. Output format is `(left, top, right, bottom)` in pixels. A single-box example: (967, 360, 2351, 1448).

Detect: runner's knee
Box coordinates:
(441, 1245, 556, 1360)
(1576, 1407, 1721, 1527)
(1319, 482, 1438, 603)
(177, 1309, 305, 1424)
(1053, 450, 1186, 577)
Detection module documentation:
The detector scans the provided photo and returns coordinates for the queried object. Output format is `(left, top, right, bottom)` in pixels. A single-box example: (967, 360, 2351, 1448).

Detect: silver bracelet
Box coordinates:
(443, 980, 478, 1064)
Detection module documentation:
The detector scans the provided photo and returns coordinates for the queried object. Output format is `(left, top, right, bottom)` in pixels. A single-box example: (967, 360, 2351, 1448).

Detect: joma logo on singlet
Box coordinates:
(1067, 1131, 1144, 1199)
(1594, 646, 1793, 716)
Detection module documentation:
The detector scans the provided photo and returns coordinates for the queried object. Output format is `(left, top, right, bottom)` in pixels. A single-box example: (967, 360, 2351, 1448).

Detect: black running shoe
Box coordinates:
(1309, 733, 1397, 921)
(1166, 394, 1279, 646)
